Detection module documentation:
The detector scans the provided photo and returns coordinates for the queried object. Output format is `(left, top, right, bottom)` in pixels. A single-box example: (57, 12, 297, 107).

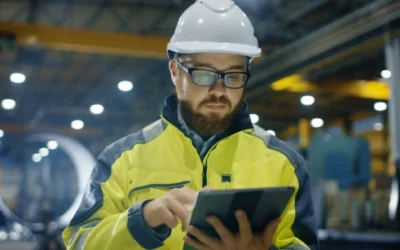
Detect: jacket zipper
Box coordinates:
(160, 115, 253, 188)
(200, 126, 252, 187)
(202, 164, 208, 187)
(201, 137, 230, 187)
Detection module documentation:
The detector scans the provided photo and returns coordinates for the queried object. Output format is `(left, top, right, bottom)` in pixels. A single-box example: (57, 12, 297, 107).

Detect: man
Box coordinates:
(62, 0, 319, 249)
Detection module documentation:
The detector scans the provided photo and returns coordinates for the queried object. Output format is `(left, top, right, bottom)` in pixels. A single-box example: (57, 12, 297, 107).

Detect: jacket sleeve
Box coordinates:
(62, 146, 170, 250)
(273, 156, 319, 250)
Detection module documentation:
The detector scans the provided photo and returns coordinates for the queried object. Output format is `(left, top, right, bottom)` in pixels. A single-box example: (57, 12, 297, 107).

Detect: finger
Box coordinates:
(201, 185, 213, 191)
(171, 187, 197, 205)
(184, 236, 212, 250)
(188, 226, 221, 248)
(181, 186, 198, 196)
(262, 218, 281, 246)
(207, 216, 235, 244)
(164, 196, 190, 230)
(159, 207, 179, 229)
(235, 210, 252, 243)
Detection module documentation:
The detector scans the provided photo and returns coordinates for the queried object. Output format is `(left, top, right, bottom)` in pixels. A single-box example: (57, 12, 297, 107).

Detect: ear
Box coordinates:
(169, 60, 178, 86)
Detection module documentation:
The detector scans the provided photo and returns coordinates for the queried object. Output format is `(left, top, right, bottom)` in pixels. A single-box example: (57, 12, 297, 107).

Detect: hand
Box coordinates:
(184, 210, 280, 250)
(143, 187, 197, 231)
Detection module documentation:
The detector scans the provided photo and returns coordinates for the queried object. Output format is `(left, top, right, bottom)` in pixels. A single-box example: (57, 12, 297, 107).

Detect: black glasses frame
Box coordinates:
(177, 61, 251, 89)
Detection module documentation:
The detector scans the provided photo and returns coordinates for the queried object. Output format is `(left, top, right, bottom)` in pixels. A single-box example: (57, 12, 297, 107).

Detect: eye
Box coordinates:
(226, 73, 246, 82)
(192, 70, 216, 85)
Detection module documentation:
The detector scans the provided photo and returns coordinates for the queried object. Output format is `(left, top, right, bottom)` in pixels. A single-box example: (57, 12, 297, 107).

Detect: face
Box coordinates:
(169, 53, 248, 137)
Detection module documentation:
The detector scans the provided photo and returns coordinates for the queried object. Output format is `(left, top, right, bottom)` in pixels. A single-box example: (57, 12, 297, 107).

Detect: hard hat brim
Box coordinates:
(167, 41, 261, 59)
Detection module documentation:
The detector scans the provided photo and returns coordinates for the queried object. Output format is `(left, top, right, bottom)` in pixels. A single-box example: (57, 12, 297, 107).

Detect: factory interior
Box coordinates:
(0, 0, 400, 249)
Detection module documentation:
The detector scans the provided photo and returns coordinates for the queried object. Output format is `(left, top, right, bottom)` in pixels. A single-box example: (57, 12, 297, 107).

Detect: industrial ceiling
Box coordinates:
(0, 0, 398, 159)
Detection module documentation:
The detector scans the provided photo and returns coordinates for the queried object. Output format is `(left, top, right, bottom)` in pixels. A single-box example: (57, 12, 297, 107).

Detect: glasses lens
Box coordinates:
(225, 73, 248, 88)
(191, 70, 217, 86)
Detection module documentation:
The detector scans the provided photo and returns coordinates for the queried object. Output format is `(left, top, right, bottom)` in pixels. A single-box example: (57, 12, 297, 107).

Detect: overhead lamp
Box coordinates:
(1, 99, 16, 110)
(90, 104, 104, 115)
(39, 148, 49, 157)
(374, 122, 383, 131)
(10, 73, 26, 84)
(311, 118, 324, 128)
(381, 70, 391, 79)
(71, 120, 84, 130)
(300, 95, 315, 106)
(47, 141, 58, 150)
(118, 81, 133, 92)
(374, 102, 387, 112)
(32, 153, 42, 162)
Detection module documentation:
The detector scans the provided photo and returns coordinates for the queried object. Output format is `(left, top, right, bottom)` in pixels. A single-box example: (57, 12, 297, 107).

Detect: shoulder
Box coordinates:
(250, 124, 304, 169)
(100, 119, 167, 164)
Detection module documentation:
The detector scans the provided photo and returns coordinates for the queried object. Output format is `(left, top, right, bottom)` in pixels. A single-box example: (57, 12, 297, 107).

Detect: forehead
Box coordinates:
(180, 53, 248, 71)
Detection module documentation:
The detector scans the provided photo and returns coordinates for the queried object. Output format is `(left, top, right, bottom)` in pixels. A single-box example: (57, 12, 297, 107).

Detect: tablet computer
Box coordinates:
(188, 186, 295, 239)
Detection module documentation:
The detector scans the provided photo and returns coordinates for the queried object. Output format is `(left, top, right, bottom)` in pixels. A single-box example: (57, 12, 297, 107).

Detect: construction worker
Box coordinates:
(62, 0, 318, 249)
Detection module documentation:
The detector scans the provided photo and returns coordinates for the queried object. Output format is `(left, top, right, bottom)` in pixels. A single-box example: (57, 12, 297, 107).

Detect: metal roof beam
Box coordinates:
(249, 0, 400, 89)
(268, 74, 389, 100)
(0, 21, 170, 59)
(282, 0, 332, 27)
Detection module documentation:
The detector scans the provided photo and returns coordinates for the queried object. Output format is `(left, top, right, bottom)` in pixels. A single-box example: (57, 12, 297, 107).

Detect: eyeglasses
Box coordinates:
(177, 61, 251, 89)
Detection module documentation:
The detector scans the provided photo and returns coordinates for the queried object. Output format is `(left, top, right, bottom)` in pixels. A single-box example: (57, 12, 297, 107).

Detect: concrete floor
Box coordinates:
(0, 242, 34, 250)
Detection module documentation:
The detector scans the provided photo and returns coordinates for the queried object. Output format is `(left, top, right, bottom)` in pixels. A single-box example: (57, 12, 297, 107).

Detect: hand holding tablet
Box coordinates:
(183, 186, 294, 250)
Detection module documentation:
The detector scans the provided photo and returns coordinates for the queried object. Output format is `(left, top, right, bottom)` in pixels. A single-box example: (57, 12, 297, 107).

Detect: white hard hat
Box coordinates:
(167, 0, 261, 60)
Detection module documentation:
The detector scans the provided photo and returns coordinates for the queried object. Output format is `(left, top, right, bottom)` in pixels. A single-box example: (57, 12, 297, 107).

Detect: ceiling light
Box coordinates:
(10, 73, 26, 84)
(32, 153, 42, 162)
(90, 104, 104, 115)
(71, 120, 84, 130)
(118, 81, 133, 92)
(1, 99, 16, 110)
(300, 95, 315, 106)
(381, 70, 391, 79)
(374, 102, 387, 111)
(47, 140, 58, 150)
(311, 118, 324, 128)
(374, 122, 383, 131)
(250, 114, 259, 124)
(39, 148, 49, 157)
(267, 130, 276, 136)
(0, 130, 3, 138)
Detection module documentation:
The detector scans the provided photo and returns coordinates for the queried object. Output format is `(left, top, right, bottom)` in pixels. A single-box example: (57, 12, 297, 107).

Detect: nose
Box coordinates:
(208, 77, 226, 97)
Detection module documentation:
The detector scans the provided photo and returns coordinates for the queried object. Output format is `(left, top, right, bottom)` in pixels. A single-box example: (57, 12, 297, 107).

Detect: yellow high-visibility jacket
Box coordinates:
(62, 94, 318, 250)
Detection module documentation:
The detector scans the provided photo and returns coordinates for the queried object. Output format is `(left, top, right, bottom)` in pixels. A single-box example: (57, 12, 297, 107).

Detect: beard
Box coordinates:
(178, 93, 244, 138)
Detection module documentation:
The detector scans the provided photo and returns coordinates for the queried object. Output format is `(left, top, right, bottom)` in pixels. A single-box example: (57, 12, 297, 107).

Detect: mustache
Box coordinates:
(199, 95, 231, 107)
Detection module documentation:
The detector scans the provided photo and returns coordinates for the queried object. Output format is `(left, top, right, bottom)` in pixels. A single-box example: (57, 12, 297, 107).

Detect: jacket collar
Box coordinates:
(161, 93, 253, 138)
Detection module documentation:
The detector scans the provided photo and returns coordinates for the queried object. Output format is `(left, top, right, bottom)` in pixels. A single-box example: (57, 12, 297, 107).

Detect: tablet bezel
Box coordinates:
(188, 186, 295, 238)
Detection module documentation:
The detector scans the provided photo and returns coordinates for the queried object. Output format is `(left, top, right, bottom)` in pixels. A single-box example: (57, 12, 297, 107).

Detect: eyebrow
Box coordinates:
(184, 61, 246, 71)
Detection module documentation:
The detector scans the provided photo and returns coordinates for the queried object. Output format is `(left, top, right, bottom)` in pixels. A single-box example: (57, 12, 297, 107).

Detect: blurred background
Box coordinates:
(0, 0, 400, 249)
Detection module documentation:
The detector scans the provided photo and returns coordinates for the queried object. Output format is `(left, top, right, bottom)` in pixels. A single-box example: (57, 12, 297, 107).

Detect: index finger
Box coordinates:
(170, 187, 198, 207)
